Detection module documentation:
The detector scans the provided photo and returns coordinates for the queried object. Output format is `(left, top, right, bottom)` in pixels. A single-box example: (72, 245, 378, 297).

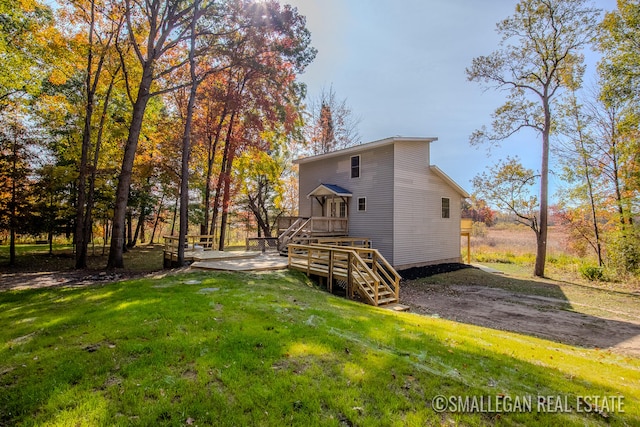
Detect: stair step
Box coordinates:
(365, 289, 392, 297)
(377, 297, 398, 305)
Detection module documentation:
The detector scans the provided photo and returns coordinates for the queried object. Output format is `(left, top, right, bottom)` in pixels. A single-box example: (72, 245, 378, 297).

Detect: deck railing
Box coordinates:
(312, 244, 400, 302)
(246, 237, 278, 252)
(307, 217, 348, 234)
(315, 237, 370, 248)
(163, 235, 216, 267)
(277, 217, 350, 251)
(287, 243, 399, 306)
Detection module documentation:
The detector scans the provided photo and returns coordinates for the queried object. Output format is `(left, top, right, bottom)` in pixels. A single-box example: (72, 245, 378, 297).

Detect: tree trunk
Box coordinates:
(170, 195, 178, 236)
(81, 69, 118, 266)
(202, 79, 233, 235)
(210, 111, 237, 238)
(74, 1, 96, 269)
(131, 209, 145, 248)
(218, 150, 235, 251)
(127, 210, 133, 247)
(9, 135, 17, 266)
(178, 3, 200, 265)
(107, 66, 153, 268)
(149, 192, 164, 244)
(580, 135, 603, 266)
(202, 110, 226, 234)
(534, 98, 550, 277)
(9, 228, 15, 267)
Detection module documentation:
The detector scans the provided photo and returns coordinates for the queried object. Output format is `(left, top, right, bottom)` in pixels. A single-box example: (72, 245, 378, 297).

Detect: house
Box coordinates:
(287, 136, 469, 270)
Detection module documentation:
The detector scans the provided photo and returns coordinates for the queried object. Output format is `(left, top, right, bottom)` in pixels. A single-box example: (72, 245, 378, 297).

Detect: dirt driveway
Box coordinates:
(400, 265, 640, 357)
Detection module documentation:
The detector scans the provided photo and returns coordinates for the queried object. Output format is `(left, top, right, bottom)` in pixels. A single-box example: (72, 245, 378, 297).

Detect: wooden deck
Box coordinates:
(288, 243, 401, 307)
(163, 235, 260, 267)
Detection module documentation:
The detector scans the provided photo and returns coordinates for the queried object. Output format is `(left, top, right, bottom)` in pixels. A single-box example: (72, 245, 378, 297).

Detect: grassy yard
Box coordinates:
(1, 270, 638, 426)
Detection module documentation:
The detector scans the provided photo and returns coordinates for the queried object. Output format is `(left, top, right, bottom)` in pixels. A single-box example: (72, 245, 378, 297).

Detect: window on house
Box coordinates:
(358, 197, 366, 212)
(351, 155, 360, 178)
(339, 201, 347, 217)
(442, 197, 450, 219)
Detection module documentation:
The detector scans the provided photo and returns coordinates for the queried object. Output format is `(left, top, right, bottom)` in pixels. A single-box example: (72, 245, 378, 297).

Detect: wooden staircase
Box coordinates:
(278, 217, 311, 255)
(277, 217, 350, 255)
(287, 243, 401, 307)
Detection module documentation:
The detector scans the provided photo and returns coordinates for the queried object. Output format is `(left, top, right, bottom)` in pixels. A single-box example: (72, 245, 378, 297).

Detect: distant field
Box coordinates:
(464, 224, 640, 290)
(470, 224, 570, 255)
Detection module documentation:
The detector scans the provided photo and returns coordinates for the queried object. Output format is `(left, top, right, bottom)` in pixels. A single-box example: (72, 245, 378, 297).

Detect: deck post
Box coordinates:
(374, 277, 378, 306)
(372, 251, 378, 276)
(328, 250, 333, 292)
(347, 252, 353, 299)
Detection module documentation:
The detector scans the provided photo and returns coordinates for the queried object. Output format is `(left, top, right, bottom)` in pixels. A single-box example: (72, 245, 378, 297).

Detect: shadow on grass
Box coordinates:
(0, 270, 638, 425)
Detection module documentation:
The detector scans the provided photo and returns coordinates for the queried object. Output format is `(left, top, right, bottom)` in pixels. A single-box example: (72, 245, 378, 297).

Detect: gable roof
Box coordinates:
(430, 165, 470, 198)
(307, 183, 352, 198)
(294, 136, 438, 165)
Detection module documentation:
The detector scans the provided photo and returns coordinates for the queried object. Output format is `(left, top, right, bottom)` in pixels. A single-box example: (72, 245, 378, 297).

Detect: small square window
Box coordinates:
(357, 197, 366, 212)
(351, 155, 360, 178)
(442, 197, 450, 219)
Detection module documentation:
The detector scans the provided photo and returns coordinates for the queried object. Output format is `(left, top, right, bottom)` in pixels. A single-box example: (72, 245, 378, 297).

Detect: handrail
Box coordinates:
(278, 217, 309, 250)
(349, 250, 379, 305)
(371, 248, 401, 301)
(310, 244, 400, 302)
(288, 243, 390, 306)
(281, 217, 306, 239)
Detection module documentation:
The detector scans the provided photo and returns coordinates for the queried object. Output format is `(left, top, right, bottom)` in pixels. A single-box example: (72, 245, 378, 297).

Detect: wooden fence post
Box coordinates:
(347, 252, 353, 299)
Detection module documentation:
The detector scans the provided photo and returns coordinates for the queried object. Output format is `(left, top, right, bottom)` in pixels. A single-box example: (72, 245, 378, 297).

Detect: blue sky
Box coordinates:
(287, 0, 616, 200)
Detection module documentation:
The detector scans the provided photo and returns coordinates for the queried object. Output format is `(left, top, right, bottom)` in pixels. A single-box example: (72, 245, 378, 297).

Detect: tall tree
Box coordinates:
(177, 0, 202, 265)
(67, 0, 124, 268)
(466, 0, 599, 277)
(0, 117, 35, 266)
(555, 88, 604, 265)
(199, 1, 315, 250)
(107, 0, 200, 268)
(305, 85, 361, 155)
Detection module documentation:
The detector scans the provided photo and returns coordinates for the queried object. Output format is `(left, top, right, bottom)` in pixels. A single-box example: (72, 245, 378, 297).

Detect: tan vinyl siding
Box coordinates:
(393, 141, 430, 267)
(393, 141, 462, 268)
(297, 145, 395, 263)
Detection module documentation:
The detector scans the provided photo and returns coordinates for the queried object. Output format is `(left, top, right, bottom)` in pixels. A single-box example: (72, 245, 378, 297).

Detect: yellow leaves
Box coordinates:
(18, 0, 37, 13)
(48, 69, 68, 86)
(37, 94, 73, 124)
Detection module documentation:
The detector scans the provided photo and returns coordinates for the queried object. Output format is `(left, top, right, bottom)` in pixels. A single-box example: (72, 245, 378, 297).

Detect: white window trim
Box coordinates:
(441, 197, 450, 219)
(357, 197, 367, 212)
(350, 155, 361, 179)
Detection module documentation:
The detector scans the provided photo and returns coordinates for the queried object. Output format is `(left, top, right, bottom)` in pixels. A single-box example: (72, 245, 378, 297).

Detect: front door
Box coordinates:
(328, 199, 347, 218)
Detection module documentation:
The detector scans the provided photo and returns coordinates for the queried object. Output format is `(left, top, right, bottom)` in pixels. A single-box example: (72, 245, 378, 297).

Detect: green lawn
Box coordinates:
(1, 270, 639, 426)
